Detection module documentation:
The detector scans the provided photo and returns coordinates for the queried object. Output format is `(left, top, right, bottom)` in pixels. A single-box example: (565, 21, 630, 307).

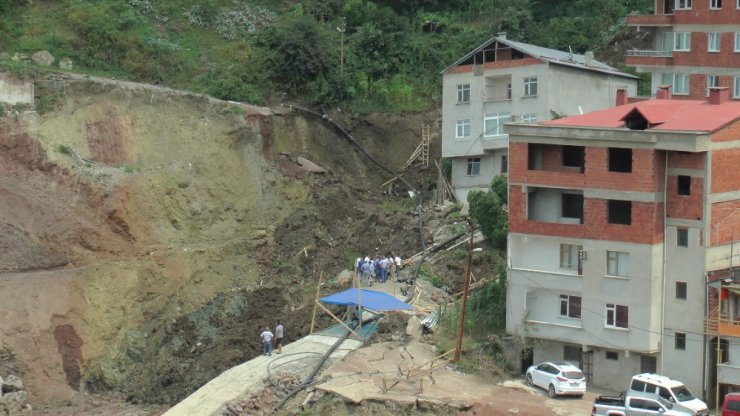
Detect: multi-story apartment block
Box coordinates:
(626, 0, 740, 100)
(505, 86, 740, 404)
(441, 34, 637, 203)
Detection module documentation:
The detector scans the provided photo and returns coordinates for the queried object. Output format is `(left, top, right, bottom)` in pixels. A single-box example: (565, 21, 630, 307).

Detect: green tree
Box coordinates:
(468, 175, 508, 250)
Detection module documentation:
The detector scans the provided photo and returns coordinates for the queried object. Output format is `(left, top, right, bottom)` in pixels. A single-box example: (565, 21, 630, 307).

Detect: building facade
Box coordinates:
(626, 0, 740, 100)
(441, 35, 637, 203)
(505, 87, 740, 403)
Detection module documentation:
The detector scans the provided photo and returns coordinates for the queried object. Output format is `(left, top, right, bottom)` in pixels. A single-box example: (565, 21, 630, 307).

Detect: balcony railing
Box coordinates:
(705, 306, 740, 337)
(626, 50, 673, 57)
(483, 95, 511, 103)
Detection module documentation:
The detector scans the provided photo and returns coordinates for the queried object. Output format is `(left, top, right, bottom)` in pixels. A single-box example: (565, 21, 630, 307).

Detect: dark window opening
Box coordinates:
(677, 228, 689, 247)
(675, 332, 686, 350)
(512, 49, 524, 60)
(625, 112, 648, 130)
(609, 148, 633, 172)
(562, 194, 584, 223)
(678, 175, 691, 195)
(608, 200, 632, 225)
(501, 155, 508, 174)
(676, 281, 687, 299)
(562, 145, 585, 171)
(640, 355, 657, 373)
(527, 143, 537, 170)
(606, 351, 618, 360)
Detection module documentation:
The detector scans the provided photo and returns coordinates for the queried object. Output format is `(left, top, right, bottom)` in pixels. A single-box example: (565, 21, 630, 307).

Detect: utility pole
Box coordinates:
(338, 17, 346, 77)
(454, 221, 474, 362)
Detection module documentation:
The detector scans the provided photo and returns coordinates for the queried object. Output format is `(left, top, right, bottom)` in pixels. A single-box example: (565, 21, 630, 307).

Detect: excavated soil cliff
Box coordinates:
(0, 75, 440, 409)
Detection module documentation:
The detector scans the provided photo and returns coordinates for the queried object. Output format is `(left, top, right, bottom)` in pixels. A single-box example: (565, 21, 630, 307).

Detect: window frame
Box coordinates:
(708, 32, 720, 52)
(455, 119, 471, 139)
(559, 294, 582, 319)
(523, 76, 538, 97)
(676, 281, 688, 299)
(710, 0, 722, 8)
(675, 332, 686, 350)
(734, 76, 740, 98)
(500, 155, 508, 174)
(457, 83, 470, 103)
(521, 113, 538, 123)
(707, 75, 719, 97)
(605, 303, 629, 329)
(607, 251, 630, 278)
(674, 32, 691, 51)
(483, 112, 511, 137)
(560, 244, 583, 272)
(677, 228, 689, 247)
(561, 194, 584, 222)
(675, 0, 692, 9)
(606, 351, 619, 360)
(673, 73, 689, 95)
(735, 33, 740, 52)
(466, 158, 481, 176)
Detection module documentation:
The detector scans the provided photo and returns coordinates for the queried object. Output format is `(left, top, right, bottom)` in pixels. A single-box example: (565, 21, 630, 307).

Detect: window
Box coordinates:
(560, 295, 582, 319)
(606, 303, 629, 328)
(608, 200, 632, 225)
(735, 33, 740, 52)
(608, 148, 632, 172)
(606, 351, 619, 360)
(507, 83, 512, 100)
(607, 251, 629, 277)
(521, 113, 537, 123)
(677, 228, 689, 247)
(675, 0, 692, 8)
(708, 32, 720, 52)
(735, 76, 740, 98)
(562, 146, 585, 169)
(562, 194, 584, 222)
(500, 155, 508, 174)
(484, 112, 511, 136)
(523, 77, 538, 97)
(455, 120, 470, 139)
(466, 158, 480, 175)
(678, 175, 691, 195)
(707, 75, 719, 96)
(675, 332, 686, 350)
(673, 73, 689, 94)
(560, 244, 583, 271)
(674, 32, 691, 51)
(676, 281, 687, 299)
(457, 84, 470, 103)
(641, 356, 657, 373)
(710, 0, 721, 8)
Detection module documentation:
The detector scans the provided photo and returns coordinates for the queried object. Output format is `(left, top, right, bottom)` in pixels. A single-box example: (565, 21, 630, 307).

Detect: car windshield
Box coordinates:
(563, 371, 584, 379)
(673, 385, 695, 402)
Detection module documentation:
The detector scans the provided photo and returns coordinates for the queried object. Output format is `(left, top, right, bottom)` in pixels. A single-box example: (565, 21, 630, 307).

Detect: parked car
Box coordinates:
(525, 361, 586, 398)
(592, 391, 695, 416)
(723, 392, 740, 416)
(629, 373, 709, 416)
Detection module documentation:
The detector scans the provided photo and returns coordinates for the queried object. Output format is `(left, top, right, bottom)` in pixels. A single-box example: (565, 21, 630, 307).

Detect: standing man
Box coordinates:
(275, 320, 284, 354)
(394, 254, 402, 280)
(389, 253, 397, 282)
(260, 326, 274, 356)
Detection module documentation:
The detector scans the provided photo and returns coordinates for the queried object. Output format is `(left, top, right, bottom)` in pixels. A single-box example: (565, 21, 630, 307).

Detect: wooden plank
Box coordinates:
(315, 302, 363, 342)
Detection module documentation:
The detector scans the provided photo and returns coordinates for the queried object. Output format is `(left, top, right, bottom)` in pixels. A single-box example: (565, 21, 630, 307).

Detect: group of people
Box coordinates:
(356, 254, 402, 286)
(259, 320, 284, 357)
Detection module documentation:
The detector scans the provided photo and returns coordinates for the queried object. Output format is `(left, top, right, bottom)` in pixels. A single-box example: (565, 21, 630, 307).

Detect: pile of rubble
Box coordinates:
(224, 371, 302, 416)
(0, 375, 30, 415)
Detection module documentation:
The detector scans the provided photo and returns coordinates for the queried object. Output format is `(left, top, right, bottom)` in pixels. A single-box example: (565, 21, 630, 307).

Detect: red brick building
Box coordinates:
(505, 87, 740, 406)
(626, 0, 740, 100)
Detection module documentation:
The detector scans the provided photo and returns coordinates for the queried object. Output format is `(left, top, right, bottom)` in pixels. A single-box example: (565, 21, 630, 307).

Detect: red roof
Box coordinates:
(544, 99, 740, 132)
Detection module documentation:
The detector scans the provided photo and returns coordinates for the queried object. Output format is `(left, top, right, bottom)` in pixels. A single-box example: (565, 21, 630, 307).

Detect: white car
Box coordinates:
(525, 361, 586, 398)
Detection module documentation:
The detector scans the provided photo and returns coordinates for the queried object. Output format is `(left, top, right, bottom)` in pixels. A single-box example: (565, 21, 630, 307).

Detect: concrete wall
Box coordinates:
(548, 65, 637, 116)
(0, 75, 33, 106)
(450, 152, 501, 203)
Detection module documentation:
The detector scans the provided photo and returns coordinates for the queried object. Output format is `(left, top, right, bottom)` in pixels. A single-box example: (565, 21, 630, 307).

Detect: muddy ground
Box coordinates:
(0, 73, 501, 414)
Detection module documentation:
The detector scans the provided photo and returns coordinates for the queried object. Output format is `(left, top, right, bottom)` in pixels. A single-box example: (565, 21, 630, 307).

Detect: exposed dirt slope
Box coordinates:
(0, 75, 441, 409)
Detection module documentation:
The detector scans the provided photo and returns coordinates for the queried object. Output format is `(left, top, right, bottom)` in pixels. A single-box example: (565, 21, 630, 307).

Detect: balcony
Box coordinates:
(626, 50, 672, 58)
(626, 13, 674, 27)
(705, 306, 740, 338)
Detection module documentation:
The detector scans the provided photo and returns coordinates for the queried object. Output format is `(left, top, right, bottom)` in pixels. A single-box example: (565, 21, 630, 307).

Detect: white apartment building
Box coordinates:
(441, 34, 637, 203)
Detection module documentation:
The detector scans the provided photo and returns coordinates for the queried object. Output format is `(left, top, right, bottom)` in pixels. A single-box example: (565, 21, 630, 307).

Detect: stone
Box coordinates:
(336, 269, 352, 286)
(11, 53, 28, 62)
(252, 229, 267, 239)
(31, 50, 55, 66)
(296, 157, 327, 174)
(3, 375, 23, 393)
(59, 57, 74, 70)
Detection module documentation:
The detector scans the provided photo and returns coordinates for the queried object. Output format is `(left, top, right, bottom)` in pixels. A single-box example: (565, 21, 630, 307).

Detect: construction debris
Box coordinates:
(296, 156, 328, 173)
(224, 372, 302, 416)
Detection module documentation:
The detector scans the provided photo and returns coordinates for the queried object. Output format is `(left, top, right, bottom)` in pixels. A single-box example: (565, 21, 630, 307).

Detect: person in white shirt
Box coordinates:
(394, 255, 402, 279)
(260, 327, 274, 356)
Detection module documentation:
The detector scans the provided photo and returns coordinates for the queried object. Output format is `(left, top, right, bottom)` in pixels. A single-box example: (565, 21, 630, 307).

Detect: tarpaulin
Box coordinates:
(320, 288, 411, 312)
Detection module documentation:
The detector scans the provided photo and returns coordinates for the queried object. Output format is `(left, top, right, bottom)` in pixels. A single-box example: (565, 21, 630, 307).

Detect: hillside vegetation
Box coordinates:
(1, 0, 651, 110)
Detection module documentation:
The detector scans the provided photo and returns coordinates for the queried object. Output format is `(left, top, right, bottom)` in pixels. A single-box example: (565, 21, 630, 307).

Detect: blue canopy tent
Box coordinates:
(314, 288, 411, 341)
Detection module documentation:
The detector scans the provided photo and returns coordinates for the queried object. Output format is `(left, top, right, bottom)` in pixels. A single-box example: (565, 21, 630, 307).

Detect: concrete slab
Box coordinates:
(162, 335, 362, 416)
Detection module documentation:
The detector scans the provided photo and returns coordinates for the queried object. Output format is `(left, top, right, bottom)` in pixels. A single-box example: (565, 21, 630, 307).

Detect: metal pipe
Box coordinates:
(454, 221, 475, 362)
